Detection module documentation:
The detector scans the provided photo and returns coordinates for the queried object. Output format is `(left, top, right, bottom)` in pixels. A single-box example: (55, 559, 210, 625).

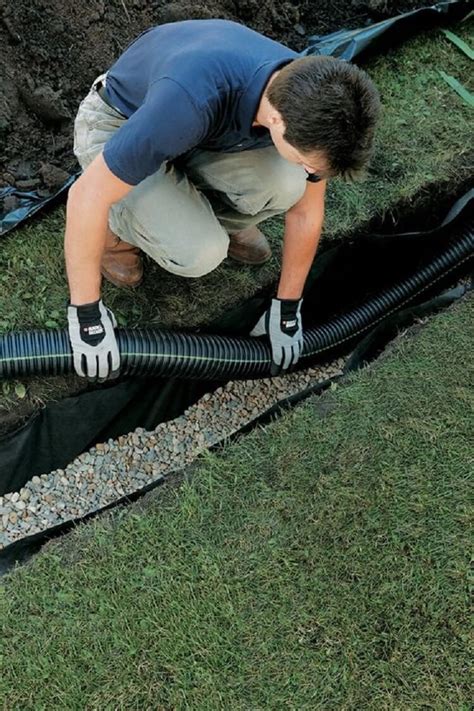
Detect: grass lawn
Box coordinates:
(1, 290, 472, 709)
(0, 19, 472, 429)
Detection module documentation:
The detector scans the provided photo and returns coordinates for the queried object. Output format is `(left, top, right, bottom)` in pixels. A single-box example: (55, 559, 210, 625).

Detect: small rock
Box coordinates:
(39, 162, 70, 189)
(19, 83, 71, 123)
(1, 172, 15, 185)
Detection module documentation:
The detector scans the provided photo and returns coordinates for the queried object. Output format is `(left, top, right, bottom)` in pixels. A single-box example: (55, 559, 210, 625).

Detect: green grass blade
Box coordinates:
(440, 28, 474, 60)
(438, 70, 474, 108)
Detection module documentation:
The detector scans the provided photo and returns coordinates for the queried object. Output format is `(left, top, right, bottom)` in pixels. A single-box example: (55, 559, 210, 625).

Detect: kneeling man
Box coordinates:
(65, 19, 380, 378)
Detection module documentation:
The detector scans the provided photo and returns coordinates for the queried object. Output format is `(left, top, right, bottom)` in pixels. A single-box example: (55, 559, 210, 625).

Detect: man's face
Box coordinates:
(269, 115, 330, 180)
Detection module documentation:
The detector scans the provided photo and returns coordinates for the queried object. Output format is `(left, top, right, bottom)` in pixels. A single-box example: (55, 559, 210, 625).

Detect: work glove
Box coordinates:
(250, 297, 303, 375)
(67, 299, 120, 380)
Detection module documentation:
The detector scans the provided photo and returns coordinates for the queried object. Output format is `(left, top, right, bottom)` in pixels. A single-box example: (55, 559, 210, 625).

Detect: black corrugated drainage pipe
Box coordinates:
(1, 214, 473, 381)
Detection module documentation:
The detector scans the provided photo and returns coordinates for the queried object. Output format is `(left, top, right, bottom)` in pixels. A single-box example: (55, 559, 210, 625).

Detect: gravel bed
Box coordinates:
(0, 356, 346, 548)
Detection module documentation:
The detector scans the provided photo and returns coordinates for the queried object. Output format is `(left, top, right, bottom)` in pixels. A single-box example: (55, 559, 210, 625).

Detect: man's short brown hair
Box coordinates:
(267, 56, 381, 181)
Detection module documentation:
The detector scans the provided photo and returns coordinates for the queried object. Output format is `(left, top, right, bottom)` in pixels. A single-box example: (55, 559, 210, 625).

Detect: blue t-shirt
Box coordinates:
(103, 20, 298, 185)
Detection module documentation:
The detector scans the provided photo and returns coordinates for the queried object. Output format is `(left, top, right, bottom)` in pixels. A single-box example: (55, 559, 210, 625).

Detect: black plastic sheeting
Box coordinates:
(0, 188, 472, 497)
(0, 0, 470, 236)
(301, 0, 472, 60)
(0, 174, 78, 236)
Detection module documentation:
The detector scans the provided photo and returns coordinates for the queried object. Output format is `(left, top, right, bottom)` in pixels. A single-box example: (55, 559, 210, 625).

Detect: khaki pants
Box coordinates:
(73, 75, 307, 277)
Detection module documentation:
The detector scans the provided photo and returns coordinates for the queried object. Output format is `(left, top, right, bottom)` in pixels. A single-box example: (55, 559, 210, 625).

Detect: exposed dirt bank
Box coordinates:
(0, 0, 422, 212)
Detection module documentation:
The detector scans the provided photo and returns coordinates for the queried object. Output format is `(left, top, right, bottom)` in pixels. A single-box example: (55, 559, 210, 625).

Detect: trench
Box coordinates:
(0, 188, 472, 571)
(0, 1, 472, 570)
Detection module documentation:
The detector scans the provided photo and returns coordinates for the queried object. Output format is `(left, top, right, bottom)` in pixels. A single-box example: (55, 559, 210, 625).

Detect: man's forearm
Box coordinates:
(277, 208, 324, 299)
(64, 153, 133, 306)
(64, 181, 110, 305)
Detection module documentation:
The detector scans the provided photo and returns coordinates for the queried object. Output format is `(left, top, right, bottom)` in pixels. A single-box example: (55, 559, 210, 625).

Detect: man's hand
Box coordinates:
(250, 297, 303, 375)
(67, 299, 120, 379)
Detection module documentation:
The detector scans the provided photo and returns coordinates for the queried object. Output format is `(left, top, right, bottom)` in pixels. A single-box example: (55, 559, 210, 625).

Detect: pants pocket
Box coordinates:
(73, 92, 125, 170)
(73, 112, 92, 169)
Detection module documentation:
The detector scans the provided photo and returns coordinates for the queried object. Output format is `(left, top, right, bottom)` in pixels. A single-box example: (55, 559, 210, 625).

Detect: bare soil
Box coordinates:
(1, 0, 422, 212)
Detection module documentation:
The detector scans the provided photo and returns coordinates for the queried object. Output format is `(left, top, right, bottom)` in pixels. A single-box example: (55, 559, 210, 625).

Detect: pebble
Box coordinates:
(0, 357, 347, 547)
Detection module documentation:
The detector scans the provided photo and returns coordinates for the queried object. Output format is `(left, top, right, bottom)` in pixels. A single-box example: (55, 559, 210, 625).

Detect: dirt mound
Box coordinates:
(0, 0, 422, 213)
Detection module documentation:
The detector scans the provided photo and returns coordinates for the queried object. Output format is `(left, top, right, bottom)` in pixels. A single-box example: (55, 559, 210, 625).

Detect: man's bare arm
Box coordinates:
(277, 178, 326, 299)
(65, 152, 133, 305)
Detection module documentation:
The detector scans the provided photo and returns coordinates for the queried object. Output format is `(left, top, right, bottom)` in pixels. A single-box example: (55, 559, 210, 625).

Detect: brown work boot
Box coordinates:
(101, 230, 143, 288)
(227, 226, 272, 265)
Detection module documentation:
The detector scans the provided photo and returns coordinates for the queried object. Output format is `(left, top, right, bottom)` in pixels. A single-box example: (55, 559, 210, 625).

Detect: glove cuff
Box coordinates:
(274, 297, 302, 321)
(275, 297, 301, 304)
(69, 299, 101, 318)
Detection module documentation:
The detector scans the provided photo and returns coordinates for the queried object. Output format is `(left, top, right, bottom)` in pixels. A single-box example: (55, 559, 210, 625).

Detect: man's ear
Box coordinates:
(268, 108, 286, 130)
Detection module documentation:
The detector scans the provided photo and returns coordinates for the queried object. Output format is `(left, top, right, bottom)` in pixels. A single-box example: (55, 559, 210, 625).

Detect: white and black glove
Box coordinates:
(67, 299, 120, 380)
(250, 297, 303, 375)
